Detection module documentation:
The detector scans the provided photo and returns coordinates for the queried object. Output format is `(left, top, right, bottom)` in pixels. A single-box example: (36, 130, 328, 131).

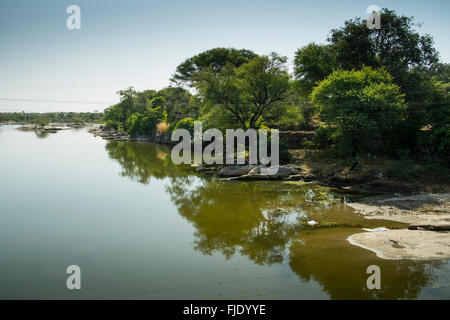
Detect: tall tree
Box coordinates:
(294, 43, 334, 94)
(329, 9, 438, 84)
(170, 48, 258, 87)
(196, 53, 290, 129)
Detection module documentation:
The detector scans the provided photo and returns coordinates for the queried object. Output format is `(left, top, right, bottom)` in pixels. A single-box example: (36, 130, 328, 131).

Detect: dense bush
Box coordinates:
(417, 82, 450, 164)
(311, 67, 407, 155)
(311, 126, 338, 150)
(172, 118, 195, 135)
(124, 107, 166, 137)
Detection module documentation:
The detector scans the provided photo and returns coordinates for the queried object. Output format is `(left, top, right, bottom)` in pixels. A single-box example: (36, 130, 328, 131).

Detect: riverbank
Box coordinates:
(347, 193, 450, 260)
(87, 124, 450, 193)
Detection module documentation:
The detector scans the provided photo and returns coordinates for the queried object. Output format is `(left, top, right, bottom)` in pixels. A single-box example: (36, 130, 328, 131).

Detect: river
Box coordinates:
(0, 125, 449, 299)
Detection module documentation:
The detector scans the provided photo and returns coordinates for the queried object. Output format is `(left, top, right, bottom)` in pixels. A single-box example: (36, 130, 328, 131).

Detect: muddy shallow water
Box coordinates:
(0, 125, 449, 299)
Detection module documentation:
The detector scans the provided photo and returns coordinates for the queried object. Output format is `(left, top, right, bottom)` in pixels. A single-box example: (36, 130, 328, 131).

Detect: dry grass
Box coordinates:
(156, 122, 170, 134)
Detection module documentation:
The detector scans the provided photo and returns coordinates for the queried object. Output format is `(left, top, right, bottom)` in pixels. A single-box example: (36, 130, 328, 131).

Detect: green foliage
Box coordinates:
(312, 126, 338, 149)
(329, 9, 438, 83)
(387, 159, 450, 181)
(0, 112, 103, 124)
(294, 43, 334, 94)
(171, 47, 258, 87)
(417, 81, 450, 163)
(264, 83, 309, 130)
(173, 117, 195, 135)
(272, 104, 305, 131)
(278, 138, 293, 164)
(104, 86, 195, 136)
(32, 118, 50, 128)
(158, 87, 199, 123)
(124, 106, 166, 136)
(195, 53, 290, 129)
(311, 67, 407, 154)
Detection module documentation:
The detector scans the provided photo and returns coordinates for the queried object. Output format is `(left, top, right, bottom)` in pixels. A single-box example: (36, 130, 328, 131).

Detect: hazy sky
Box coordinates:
(0, 0, 449, 112)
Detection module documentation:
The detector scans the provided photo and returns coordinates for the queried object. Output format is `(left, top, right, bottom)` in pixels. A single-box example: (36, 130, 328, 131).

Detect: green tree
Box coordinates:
(196, 53, 290, 129)
(104, 87, 138, 129)
(33, 118, 49, 128)
(424, 62, 450, 83)
(172, 117, 195, 135)
(329, 9, 438, 85)
(171, 47, 258, 87)
(311, 67, 407, 154)
(125, 106, 166, 136)
(418, 81, 450, 162)
(294, 43, 334, 94)
(158, 87, 197, 123)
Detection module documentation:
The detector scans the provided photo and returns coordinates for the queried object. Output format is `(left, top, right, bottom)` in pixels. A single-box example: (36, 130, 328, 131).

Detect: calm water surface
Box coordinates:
(0, 125, 449, 299)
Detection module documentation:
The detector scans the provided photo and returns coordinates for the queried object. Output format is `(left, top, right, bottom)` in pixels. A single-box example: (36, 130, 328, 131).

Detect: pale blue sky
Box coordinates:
(0, 0, 449, 112)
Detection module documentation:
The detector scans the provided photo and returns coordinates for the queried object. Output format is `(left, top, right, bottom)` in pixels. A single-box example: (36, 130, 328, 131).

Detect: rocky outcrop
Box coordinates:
(195, 166, 218, 174)
(218, 165, 252, 177)
(16, 125, 67, 133)
(216, 164, 316, 181)
(348, 229, 450, 260)
(347, 193, 450, 225)
(88, 125, 131, 142)
(154, 132, 176, 145)
(347, 193, 450, 260)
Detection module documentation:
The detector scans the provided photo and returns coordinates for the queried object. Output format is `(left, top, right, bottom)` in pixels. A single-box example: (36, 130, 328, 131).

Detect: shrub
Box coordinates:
(311, 67, 407, 155)
(312, 126, 337, 150)
(173, 118, 195, 135)
(32, 118, 49, 128)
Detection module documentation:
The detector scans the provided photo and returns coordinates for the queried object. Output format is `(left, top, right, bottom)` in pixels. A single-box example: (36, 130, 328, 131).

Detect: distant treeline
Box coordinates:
(0, 111, 104, 124)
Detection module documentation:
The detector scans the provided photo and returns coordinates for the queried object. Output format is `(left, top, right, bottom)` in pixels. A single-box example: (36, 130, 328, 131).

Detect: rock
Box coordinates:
(362, 227, 389, 232)
(16, 125, 66, 133)
(196, 166, 218, 174)
(247, 165, 264, 175)
(284, 173, 317, 182)
(371, 170, 386, 179)
(218, 165, 251, 177)
(266, 165, 299, 178)
(66, 123, 84, 128)
(227, 174, 270, 181)
(155, 132, 173, 144)
(219, 164, 305, 180)
(16, 125, 35, 131)
(408, 224, 450, 231)
(348, 230, 450, 260)
(348, 193, 450, 260)
(347, 193, 450, 225)
(88, 125, 133, 142)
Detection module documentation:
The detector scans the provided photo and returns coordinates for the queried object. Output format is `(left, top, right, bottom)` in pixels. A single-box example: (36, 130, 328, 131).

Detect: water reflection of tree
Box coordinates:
(105, 140, 445, 299)
(105, 141, 188, 183)
(167, 179, 300, 265)
(34, 131, 49, 139)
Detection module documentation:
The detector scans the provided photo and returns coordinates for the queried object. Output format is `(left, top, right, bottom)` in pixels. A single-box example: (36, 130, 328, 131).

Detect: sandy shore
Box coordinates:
(347, 193, 450, 260)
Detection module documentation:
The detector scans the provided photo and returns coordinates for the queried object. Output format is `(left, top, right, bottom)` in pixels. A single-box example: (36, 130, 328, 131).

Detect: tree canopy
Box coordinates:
(311, 67, 407, 154)
(94, 8, 449, 165)
(195, 53, 290, 129)
(170, 47, 258, 87)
